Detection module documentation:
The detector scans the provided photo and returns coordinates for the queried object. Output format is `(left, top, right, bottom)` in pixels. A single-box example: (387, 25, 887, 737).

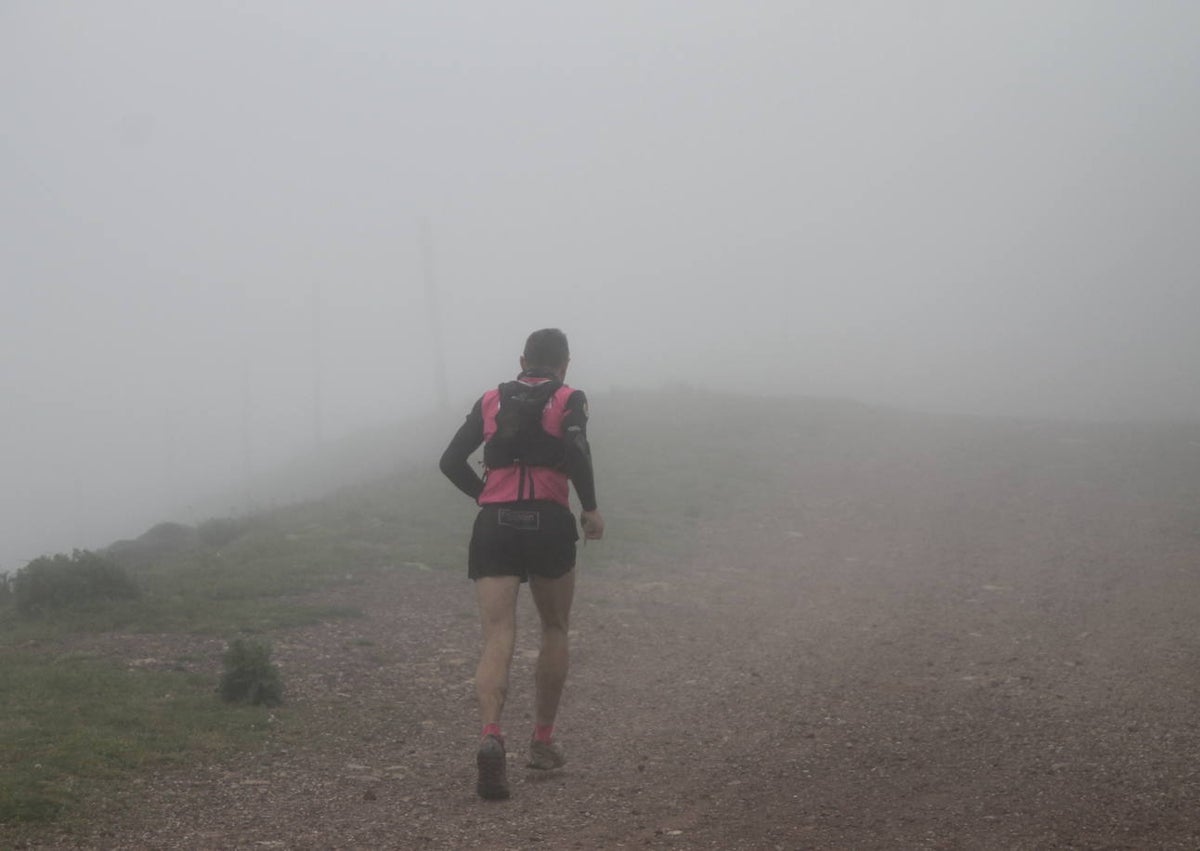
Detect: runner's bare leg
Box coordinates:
(475, 576, 521, 726)
(529, 569, 576, 727)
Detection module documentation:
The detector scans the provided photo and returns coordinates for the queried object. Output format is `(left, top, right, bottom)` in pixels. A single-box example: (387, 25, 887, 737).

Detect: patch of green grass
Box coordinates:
(0, 592, 363, 643)
(0, 650, 273, 829)
(0, 470, 470, 835)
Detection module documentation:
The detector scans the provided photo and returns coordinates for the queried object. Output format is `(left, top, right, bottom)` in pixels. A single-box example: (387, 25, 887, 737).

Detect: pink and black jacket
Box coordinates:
(439, 370, 597, 512)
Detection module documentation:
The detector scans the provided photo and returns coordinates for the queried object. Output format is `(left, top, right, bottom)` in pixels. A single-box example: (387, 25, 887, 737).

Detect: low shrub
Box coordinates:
(12, 550, 140, 615)
(218, 639, 284, 706)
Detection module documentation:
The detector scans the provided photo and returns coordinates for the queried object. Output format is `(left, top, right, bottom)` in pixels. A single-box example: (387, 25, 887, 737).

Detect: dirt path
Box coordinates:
(21, 423, 1200, 849)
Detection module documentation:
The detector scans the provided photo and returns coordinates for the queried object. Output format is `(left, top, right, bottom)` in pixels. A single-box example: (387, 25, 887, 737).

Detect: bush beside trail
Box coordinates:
(11, 550, 139, 615)
(218, 638, 284, 707)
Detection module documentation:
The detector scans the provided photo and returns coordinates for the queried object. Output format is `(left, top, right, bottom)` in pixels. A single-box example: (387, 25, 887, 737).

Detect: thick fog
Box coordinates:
(3, 1, 1198, 570)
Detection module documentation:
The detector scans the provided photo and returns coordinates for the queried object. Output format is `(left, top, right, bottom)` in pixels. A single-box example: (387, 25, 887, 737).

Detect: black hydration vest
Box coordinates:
(483, 379, 566, 470)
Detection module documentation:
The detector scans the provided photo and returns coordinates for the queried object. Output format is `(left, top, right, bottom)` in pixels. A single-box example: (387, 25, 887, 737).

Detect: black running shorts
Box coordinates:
(468, 501, 579, 581)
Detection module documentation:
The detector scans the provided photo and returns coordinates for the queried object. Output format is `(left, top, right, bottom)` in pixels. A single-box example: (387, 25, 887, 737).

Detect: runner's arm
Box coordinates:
(439, 398, 486, 500)
(562, 390, 598, 512)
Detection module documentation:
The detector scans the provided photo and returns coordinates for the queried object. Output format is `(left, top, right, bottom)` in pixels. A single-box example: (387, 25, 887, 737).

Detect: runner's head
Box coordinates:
(521, 328, 570, 379)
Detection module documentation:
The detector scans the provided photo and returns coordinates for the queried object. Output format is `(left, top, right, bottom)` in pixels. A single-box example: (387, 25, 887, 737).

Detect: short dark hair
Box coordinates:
(523, 328, 570, 369)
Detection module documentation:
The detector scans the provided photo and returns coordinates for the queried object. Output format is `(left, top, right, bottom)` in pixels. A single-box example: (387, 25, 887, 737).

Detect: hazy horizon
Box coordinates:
(4, 2, 1198, 570)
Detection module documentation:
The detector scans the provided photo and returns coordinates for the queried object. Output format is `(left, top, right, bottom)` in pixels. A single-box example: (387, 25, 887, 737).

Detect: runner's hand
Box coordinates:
(580, 509, 605, 541)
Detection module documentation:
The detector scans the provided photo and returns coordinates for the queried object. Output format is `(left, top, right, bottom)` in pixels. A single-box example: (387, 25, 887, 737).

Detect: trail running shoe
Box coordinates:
(476, 734, 510, 800)
(527, 737, 566, 770)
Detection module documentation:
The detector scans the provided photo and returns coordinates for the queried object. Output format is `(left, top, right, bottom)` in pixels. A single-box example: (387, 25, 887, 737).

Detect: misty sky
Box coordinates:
(3, 1, 1199, 569)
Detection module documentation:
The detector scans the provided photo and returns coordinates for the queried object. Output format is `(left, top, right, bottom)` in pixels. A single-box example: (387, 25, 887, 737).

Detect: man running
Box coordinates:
(439, 328, 604, 800)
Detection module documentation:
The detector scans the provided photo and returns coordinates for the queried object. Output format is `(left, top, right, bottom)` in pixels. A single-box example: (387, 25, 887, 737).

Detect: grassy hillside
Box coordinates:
(3, 388, 1198, 836)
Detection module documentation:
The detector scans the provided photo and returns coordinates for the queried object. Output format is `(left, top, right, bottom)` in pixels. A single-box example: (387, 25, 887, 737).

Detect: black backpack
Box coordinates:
(483, 379, 565, 470)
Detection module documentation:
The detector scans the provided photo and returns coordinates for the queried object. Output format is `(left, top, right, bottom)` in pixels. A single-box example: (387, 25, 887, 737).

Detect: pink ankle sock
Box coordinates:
(481, 723, 503, 741)
(533, 724, 554, 743)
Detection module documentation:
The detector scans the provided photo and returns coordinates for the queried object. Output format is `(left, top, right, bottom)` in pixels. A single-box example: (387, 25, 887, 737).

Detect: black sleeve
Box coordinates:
(439, 398, 486, 501)
(561, 390, 598, 512)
